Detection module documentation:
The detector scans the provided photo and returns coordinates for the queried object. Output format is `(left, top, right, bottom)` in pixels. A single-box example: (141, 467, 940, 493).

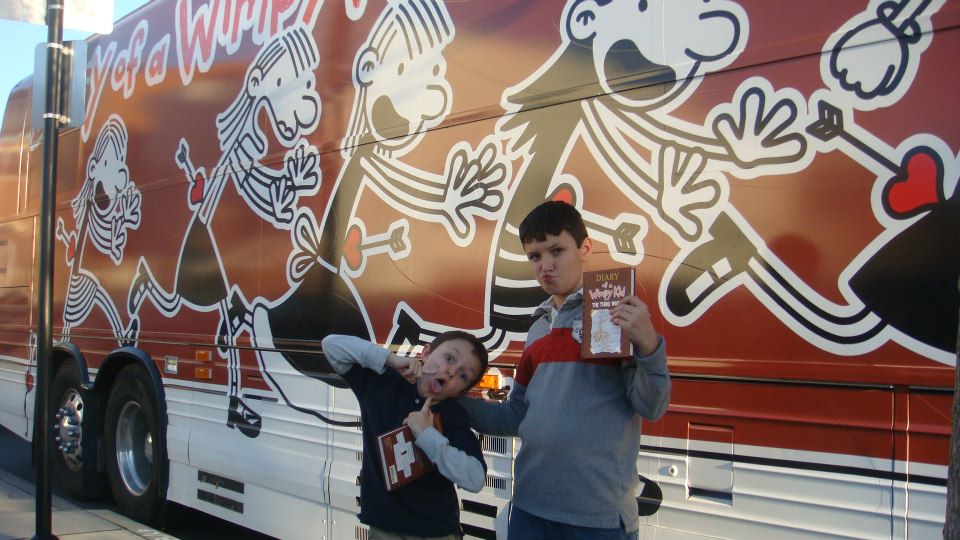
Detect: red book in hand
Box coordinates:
(377, 414, 442, 491)
(582, 266, 635, 359)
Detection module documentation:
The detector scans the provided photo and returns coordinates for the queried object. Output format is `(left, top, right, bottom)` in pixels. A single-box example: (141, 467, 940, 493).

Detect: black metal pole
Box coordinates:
(33, 1, 64, 539)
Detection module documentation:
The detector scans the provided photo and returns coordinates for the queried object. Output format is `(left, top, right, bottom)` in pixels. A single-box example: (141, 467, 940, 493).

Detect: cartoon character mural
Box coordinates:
(390, 0, 810, 351)
(62, 0, 956, 444)
(127, 25, 322, 437)
(56, 114, 141, 347)
(234, 0, 508, 427)
(386, 0, 957, 367)
(663, 0, 957, 364)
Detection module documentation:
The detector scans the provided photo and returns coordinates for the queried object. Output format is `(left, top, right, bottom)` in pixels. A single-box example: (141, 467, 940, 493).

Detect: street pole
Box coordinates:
(33, 0, 64, 538)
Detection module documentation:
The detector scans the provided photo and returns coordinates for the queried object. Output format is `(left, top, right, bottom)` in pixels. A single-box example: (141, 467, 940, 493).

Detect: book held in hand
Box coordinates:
(376, 414, 442, 491)
(582, 266, 635, 359)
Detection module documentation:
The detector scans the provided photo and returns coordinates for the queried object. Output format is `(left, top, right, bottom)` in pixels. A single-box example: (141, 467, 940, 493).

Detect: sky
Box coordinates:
(0, 0, 149, 123)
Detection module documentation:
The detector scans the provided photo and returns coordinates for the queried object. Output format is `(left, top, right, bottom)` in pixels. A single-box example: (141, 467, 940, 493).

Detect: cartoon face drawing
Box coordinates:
(89, 132, 130, 222)
(566, 0, 743, 106)
(247, 29, 321, 144)
(351, 0, 453, 151)
(56, 115, 140, 346)
(80, 117, 140, 263)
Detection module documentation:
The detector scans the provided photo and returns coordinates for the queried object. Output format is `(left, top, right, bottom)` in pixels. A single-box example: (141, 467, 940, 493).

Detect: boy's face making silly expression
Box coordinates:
(523, 230, 593, 307)
(416, 338, 481, 401)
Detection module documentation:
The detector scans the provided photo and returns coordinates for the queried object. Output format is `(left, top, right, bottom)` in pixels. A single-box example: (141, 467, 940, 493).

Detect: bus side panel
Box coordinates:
(0, 1, 956, 538)
(642, 378, 901, 539)
(0, 216, 34, 438)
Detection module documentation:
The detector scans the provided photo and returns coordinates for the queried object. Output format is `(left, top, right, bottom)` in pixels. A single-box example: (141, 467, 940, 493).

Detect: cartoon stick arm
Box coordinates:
(175, 139, 196, 178)
(175, 138, 215, 215)
(597, 83, 807, 172)
(582, 102, 724, 242)
(229, 140, 320, 226)
(359, 153, 447, 210)
(358, 137, 507, 242)
(56, 217, 79, 266)
(55, 217, 71, 247)
(886, 0, 935, 33)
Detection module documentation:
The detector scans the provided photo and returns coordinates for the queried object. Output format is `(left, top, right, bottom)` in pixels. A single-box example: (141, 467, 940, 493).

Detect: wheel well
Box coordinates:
(92, 348, 167, 426)
(47, 345, 167, 474)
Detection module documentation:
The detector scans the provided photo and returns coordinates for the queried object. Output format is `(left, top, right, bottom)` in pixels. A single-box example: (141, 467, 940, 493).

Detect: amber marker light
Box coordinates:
(477, 373, 501, 391)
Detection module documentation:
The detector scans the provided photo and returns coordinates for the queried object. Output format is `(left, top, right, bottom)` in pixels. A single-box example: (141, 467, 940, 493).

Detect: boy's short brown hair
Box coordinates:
(518, 200, 588, 247)
(429, 330, 489, 389)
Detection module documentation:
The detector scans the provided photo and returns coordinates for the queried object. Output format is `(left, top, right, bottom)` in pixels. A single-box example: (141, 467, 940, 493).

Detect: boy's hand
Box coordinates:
(403, 397, 434, 437)
(610, 295, 660, 357)
(386, 354, 422, 384)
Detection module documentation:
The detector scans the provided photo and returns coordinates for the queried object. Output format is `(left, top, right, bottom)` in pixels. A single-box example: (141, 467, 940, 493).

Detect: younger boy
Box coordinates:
(321, 331, 490, 540)
(459, 200, 671, 540)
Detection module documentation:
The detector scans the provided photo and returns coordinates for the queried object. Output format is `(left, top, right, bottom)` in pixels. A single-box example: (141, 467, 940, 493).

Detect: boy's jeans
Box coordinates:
(507, 507, 639, 540)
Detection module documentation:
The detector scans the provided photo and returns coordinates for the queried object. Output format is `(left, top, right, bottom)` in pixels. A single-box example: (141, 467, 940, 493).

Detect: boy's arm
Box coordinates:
(321, 334, 389, 375)
(622, 336, 671, 420)
(321, 334, 419, 381)
(456, 384, 528, 437)
(611, 296, 671, 420)
(415, 428, 486, 493)
(404, 399, 487, 492)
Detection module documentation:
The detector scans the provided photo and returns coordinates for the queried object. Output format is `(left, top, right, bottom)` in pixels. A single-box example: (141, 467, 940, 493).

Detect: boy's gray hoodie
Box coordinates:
(459, 290, 670, 532)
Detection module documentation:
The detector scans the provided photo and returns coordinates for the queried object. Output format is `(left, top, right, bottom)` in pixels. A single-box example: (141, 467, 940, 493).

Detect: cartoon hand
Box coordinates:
(656, 145, 722, 242)
(443, 139, 507, 241)
(712, 85, 806, 169)
(829, 1, 928, 99)
(284, 141, 320, 192)
(272, 142, 320, 224)
(121, 188, 142, 229)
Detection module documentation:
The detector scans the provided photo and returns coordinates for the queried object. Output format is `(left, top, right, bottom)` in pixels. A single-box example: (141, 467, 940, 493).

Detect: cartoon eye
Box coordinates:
(638, 0, 648, 11)
(275, 77, 282, 87)
(397, 62, 405, 76)
(361, 60, 374, 73)
(433, 64, 440, 77)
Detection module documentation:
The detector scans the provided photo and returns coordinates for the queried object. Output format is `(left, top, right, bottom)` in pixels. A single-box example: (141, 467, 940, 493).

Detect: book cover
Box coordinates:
(376, 414, 442, 491)
(582, 266, 635, 359)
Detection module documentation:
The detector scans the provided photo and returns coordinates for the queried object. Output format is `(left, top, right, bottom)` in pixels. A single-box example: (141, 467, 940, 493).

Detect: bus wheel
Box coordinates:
(104, 364, 167, 525)
(50, 362, 86, 497)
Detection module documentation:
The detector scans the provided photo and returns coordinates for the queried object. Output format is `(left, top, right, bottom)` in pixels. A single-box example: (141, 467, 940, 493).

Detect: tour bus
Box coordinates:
(0, 0, 955, 538)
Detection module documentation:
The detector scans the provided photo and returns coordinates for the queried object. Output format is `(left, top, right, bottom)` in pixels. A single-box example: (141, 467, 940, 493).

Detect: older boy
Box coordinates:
(459, 200, 671, 540)
(321, 331, 489, 540)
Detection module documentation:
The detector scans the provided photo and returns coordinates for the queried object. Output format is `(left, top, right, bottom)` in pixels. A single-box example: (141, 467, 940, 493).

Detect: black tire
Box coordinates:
(49, 362, 87, 498)
(104, 363, 168, 525)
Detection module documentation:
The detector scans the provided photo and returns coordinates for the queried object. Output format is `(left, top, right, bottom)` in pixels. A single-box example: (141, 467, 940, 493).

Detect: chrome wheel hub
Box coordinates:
(116, 401, 153, 496)
(53, 390, 83, 472)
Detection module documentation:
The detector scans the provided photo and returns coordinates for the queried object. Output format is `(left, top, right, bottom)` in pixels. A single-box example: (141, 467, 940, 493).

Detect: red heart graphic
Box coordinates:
(190, 173, 205, 205)
(344, 226, 363, 270)
(886, 150, 940, 216)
